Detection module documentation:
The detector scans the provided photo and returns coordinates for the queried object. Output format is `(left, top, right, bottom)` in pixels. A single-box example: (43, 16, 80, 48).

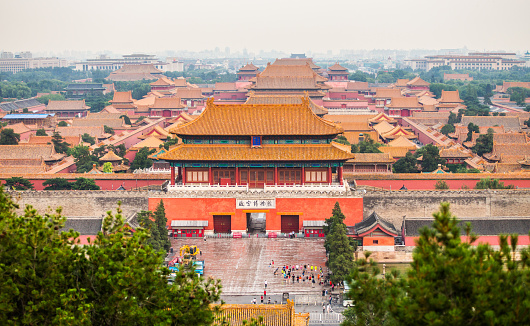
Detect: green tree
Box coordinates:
(119, 114, 131, 125)
(434, 180, 449, 190)
(51, 132, 70, 154)
(474, 178, 514, 189)
(0, 128, 20, 145)
(104, 125, 115, 135)
(415, 144, 443, 172)
(42, 178, 72, 190)
(36, 128, 47, 136)
(473, 132, 493, 156)
(154, 199, 171, 252)
(466, 122, 480, 141)
(334, 135, 350, 146)
(81, 133, 96, 145)
(324, 202, 354, 284)
(4, 177, 34, 190)
(70, 145, 99, 173)
(102, 162, 113, 173)
(36, 93, 65, 105)
(392, 152, 418, 173)
(351, 135, 382, 153)
(137, 210, 162, 251)
(343, 202, 530, 326)
(58, 121, 68, 127)
(0, 187, 222, 325)
(162, 136, 179, 150)
(440, 124, 455, 136)
(447, 111, 460, 124)
(429, 83, 457, 98)
(71, 177, 100, 190)
(131, 147, 156, 171)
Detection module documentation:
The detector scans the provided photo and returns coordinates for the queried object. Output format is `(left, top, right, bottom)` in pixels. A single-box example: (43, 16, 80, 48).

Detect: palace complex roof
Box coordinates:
(373, 121, 395, 134)
(150, 97, 186, 109)
(239, 63, 259, 71)
(138, 125, 170, 140)
(439, 90, 463, 103)
(374, 88, 402, 98)
(110, 91, 134, 104)
(130, 136, 164, 150)
(71, 117, 125, 129)
(493, 133, 528, 144)
(272, 58, 320, 70)
(354, 211, 399, 236)
(461, 116, 522, 132)
(387, 135, 418, 148)
(47, 100, 89, 111)
(347, 153, 395, 164)
(214, 82, 238, 91)
(106, 64, 163, 81)
(346, 81, 369, 91)
(150, 76, 176, 86)
(169, 99, 342, 137)
(394, 79, 409, 87)
(155, 143, 354, 162)
(407, 76, 430, 87)
(20, 135, 82, 147)
(99, 150, 123, 162)
(175, 88, 205, 99)
(55, 126, 105, 138)
(245, 94, 327, 116)
(368, 112, 396, 124)
(258, 64, 326, 81)
(386, 97, 423, 108)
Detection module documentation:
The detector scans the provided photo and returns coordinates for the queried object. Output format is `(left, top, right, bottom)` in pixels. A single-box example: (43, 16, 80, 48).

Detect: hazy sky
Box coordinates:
(1, 0, 529, 55)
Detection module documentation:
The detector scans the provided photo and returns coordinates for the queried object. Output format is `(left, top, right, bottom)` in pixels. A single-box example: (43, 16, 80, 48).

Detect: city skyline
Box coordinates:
(1, 0, 529, 55)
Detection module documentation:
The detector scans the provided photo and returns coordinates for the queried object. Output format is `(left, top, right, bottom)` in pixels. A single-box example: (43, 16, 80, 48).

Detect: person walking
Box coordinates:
(261, 295, 264, 303)
(322, 303, 326, 314)
(265, 280, 267, 288)
(329, 296, 332, 305)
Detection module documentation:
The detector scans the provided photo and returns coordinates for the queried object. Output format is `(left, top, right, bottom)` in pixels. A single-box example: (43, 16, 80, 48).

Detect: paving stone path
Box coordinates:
(170, 238, 328, 295)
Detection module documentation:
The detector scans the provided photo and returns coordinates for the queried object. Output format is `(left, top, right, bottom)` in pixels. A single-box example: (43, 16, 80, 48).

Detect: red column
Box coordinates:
(182, 167, 186, 185)
(328, 167, 332, 185)
(235, 167, 239, 185)
(209, 167, 212, 185)
(274, 167, 278, 185)
(170, 166, 175, 186)
(301, 167, 305, 185)
(339, 166, 343, 185)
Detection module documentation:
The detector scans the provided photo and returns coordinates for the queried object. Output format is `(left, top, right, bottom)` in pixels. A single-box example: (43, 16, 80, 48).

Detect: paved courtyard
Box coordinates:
(170, 238, 328, 296)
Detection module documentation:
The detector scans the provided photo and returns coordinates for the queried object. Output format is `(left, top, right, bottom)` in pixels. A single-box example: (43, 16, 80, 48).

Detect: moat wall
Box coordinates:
(363, 190, 530, 228)
(7, 191, 149, 218)
(7, 190, 530, 229)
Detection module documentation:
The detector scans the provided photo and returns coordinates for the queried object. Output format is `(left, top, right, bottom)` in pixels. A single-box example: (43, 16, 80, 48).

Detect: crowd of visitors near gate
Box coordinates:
(269, 260, 326, 287)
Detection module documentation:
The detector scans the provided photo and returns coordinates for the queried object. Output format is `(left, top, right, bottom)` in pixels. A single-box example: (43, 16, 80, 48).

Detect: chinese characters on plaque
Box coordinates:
(236, 199, 276, 209)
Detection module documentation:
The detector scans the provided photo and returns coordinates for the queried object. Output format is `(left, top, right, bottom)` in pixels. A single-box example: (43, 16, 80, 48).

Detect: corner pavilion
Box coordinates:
(154, 98, 353, 188)
(149, 98, 363, 236)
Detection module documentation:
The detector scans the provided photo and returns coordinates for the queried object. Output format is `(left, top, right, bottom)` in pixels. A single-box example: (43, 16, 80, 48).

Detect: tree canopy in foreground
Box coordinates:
(342, 202, 530, 326)
(0, 186, 222, 325)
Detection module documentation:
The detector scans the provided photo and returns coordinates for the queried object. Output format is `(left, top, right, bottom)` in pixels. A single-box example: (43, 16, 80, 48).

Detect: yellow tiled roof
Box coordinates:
(169, 99, 342, 136)
(99, 150, 123, 162)
(130, 136, 164, 150)
(379, 146, 411, 158)
(347, 152, 395, 163)
(155, 144, 354, 161)
(245, 94, 327, 115)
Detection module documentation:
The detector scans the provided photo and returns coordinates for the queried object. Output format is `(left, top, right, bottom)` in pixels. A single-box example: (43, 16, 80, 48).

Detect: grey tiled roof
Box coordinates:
(0, 99, 42, 111)
(61, 218, 102, 235)
(404, 218, 530, 236)
(355, 212, 399, 235)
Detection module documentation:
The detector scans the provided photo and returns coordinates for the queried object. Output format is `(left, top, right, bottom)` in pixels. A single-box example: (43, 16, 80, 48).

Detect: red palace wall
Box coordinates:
(148, 196, 364, 232)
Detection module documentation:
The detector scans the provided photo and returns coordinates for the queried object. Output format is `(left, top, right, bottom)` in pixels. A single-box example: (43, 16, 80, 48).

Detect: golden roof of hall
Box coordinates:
(407, 76, 430, 87)
(327, 63, 349, 74)
(439, 147, 473, 159)
(347, 152, 395, 164)
(214, 82, 238, 91)
(71, 117, 126, 129)
(258, 63, 327, 82)
(55, 126, 105, 138)
(374, 88, 402, 98)
(110, 91, 134, 103)
(150, 76, 176, 86)
(373, 121, 395, 134)
(174, 88, 205, 99)
(346, 81, 369, 91)
(386, 97, 423, 108)
(493, 133, 528, 144)
(394, 79, 410, 87)
(238, 63, 260, 71)
(272, 58, 320, 69)
(245, 94, 327, 116)
(47, 100, 89, 111)
(20, 135, 82, 147)
(169, 98, 342, 137)
(130, 136, 165, 151)
(138, 125, 170, 140)
(379, 146, 411, 158)
(387, 135, 419, 149)
(380, 126, 416, 140)
(439, 90, 464, 103)
(99, 150, 123, 162)
(0, 144, 64, 162)
(368, 112, 396, 124)
(154, 143, 353, 162)
(150, 97, 186, 109)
